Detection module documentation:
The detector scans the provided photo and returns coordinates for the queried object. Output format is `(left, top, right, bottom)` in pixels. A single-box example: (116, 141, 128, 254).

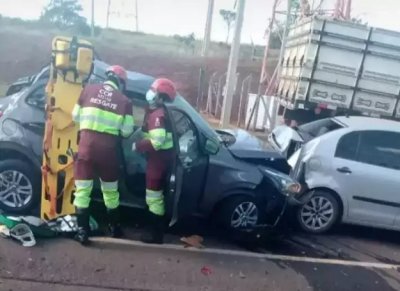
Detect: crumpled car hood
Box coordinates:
(220, 129, 290, 173)
(270, 125, 303, 156)
(220, 128, 273, 155)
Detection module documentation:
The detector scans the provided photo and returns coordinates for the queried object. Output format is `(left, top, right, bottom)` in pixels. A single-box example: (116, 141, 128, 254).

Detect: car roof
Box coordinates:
(94, 60, 219, 140)
(333, 116, 400, 132)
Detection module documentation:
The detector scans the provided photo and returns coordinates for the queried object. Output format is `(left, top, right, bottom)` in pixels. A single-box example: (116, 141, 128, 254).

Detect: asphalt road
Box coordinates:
(1, 209, 400, 291)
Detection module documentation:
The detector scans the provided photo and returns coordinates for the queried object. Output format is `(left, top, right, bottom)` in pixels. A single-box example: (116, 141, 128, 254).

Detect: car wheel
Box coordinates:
(0, 159, 39, 214)
(297, 190, 340, 234)
(219, 196, 260, 231)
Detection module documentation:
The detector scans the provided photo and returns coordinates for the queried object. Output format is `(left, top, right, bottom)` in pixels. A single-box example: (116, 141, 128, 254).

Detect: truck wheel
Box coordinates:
(297, 190, 340, 234)
(218, 196, 260, 231)
(0, 159, 40, 214)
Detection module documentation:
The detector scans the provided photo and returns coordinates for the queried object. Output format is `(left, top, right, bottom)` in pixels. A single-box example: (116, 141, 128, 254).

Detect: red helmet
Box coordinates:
(151, 78, 177, 101)
(106, 65, 127, 83)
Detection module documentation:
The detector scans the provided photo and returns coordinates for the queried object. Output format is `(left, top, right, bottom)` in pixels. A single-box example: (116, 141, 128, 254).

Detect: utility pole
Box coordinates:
(91, 0, 95, 37)
(196, 0, 215, 110)
(270, 0, 292, 130)
(201, 0, 214, 57)
(220, 0, 246, 128)
(345, 0, 352, 20)
(135, 0, 139, 32)
(106, 0, 111, 28)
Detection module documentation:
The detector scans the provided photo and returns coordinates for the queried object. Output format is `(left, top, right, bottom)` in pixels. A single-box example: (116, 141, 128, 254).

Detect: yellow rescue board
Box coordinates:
(40, 36, 94, 220)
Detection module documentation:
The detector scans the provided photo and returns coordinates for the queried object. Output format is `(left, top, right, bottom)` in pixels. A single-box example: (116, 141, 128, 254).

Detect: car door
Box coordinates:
(332, 130, 400, 227)
(165, 107, 209, 225)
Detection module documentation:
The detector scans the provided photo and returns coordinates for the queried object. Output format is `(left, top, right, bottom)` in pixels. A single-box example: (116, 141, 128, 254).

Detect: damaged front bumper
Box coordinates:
(287, 186, 313, 206)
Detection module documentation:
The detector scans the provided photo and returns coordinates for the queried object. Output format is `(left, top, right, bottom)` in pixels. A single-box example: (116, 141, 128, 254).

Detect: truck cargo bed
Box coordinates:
(277, 16, 400, 119)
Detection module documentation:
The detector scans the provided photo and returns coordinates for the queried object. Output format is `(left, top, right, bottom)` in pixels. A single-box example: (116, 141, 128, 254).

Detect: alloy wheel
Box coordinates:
(0, 170, 33, 209)
(230, 201, 258, 228)
(300, 196, 334, 231)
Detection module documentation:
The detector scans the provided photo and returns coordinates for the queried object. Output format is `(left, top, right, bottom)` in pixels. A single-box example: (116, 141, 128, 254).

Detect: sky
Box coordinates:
(0, 0, 400, 44)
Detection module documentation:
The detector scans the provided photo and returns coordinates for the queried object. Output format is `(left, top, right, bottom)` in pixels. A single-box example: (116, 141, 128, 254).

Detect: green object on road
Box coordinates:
(0, 215, 19, 229)
(0, 215, 57, 238)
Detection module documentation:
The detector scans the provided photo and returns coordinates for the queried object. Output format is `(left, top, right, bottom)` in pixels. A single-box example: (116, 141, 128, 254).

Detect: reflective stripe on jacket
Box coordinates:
(72, 81, 134, 137)
(136, 107, 173, 153)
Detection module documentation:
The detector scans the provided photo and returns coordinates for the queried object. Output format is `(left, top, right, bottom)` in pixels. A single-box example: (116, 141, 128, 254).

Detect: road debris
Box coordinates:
(0, 225, 10, 237)
(0, 215, 55, 238)
(239, 271, 246, 279)
(9, 223, 36, 247)
(47, 215, 98, 233)
(0, 213, 100, 248)
(181, 235, 205, 249)
(201, 266, 212, 276)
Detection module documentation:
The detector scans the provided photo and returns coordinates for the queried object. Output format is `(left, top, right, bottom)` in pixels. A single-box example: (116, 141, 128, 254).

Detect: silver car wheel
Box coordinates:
(0, 170, 33, 209)
(300, 196, 334, 231)
(230, 201, 259, 228)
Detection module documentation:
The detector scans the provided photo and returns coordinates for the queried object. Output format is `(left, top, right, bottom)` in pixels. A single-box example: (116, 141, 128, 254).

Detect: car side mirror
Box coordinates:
(204, 138, 219, 155)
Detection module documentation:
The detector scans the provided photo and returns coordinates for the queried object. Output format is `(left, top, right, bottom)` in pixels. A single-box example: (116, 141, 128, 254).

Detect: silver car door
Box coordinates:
(333, 130, 400, 227)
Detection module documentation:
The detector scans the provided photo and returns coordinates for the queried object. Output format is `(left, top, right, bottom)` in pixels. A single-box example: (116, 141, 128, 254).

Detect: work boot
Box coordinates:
(75, 207, 91, 246)
(140, 212, 165, 244)
(107, 207, 124, 238)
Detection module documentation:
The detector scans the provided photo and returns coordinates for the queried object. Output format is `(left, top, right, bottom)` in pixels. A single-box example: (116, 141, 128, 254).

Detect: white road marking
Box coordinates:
(92, 237, 400, 270)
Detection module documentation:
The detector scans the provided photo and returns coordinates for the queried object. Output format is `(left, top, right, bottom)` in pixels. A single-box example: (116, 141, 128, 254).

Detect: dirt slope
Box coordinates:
(0, 25, 275, 122)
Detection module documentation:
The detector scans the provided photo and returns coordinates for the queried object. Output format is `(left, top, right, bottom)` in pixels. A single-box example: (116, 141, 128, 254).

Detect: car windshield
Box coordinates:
(297, 118, 344, 139)
(174, 96, 220, 141)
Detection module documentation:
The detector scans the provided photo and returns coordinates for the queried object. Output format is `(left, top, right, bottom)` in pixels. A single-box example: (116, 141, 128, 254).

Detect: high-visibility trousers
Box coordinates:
(145, 149, 174, 216)
(73, 132, 120, 210)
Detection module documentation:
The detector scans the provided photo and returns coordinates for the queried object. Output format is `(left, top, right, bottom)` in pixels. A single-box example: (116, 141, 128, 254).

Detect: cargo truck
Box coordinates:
(276, 16, 400, 125)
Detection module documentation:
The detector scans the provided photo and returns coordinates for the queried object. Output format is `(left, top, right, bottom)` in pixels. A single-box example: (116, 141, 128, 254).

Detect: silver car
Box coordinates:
(271, 116, 400, 234)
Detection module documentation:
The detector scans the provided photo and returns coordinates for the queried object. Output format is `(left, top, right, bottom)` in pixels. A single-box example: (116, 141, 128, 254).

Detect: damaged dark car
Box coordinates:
(0, 61, 303, 233)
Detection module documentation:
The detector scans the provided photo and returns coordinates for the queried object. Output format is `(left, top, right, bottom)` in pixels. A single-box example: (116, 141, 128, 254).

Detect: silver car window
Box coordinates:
(335, 132, 360, 161)
(357, 131, 400, 170)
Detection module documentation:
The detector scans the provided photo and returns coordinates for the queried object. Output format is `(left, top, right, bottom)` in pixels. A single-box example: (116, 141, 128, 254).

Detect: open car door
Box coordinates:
(164, 105, 209, 226)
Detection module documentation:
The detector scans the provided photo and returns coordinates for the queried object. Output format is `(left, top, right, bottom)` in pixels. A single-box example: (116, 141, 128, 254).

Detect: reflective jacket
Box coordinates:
(136, 107, 173, 153)
(72, 81, 134, 138)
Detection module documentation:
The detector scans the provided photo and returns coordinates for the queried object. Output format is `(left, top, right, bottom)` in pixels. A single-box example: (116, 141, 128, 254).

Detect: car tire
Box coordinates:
(0, 159, 40, 214)
(218, 196, 260, 232)
(296, 190, 340, 234)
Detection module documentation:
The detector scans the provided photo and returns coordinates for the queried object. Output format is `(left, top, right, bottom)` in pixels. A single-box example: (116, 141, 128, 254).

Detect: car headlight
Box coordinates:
(259, 166, 301, 196)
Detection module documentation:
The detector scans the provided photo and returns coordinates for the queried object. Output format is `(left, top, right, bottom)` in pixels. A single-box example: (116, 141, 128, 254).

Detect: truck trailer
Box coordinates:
(276, 16, 400, 125)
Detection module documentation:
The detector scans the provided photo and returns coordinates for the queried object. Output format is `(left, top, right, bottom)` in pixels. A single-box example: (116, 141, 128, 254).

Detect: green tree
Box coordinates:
(41, 0, 89, 33)
(219, 9, 236, 44)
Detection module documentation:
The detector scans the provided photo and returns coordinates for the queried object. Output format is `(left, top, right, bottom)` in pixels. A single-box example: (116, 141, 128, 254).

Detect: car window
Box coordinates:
(357, 131, 400, 170)
(173, 96, 220, 141)
(26, 84, 46, 109)
(299, 118, 343, 138)
(170, 110, 200, 164)
(335, 132, 360, 161)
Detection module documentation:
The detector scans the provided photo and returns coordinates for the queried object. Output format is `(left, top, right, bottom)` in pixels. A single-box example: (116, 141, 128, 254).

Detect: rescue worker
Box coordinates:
(132, 78, 176, 244)
(72, 65, 134, 245)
